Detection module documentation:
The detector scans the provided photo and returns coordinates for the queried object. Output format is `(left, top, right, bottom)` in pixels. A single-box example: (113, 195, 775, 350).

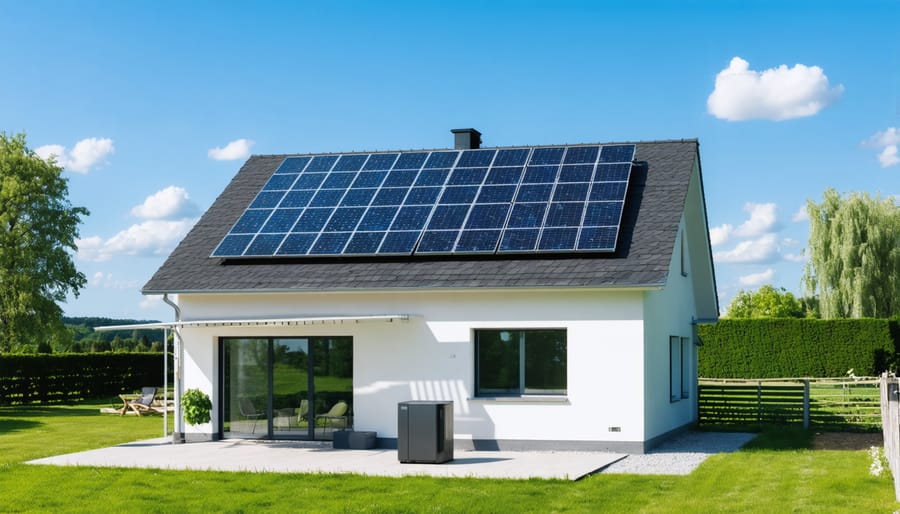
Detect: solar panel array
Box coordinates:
(211, 144, 635, 258)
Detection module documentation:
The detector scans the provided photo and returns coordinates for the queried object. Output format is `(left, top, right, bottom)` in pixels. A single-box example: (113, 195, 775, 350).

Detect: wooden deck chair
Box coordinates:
(124, 387, 158, 417)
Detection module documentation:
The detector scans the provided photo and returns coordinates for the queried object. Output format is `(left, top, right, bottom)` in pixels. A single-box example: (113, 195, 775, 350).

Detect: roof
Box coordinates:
(143, 139, 702, 294)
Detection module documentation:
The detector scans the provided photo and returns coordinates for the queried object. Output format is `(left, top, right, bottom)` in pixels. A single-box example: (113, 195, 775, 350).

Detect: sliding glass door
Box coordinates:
(221, 336, 352, 440)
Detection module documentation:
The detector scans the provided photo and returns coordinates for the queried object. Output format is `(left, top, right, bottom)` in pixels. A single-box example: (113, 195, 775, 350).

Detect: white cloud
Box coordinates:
(707, 56, 843, 121)
(713, 233, 779, 263)
(792, 205, 809, 222)
(35, 137, 114, 173)
(709, 224, 733, 246)
(738, 268, 775, 286)
(131, 186, 197, 220)
(77, 219, 197, 262)
(208, 138, 254, 161)
(89, 271, 140, 289)
(734, 202, 778, 238)
(784, 252, 807, 263)
(139, 295, 164, 310)
(865, 128, 900, 168)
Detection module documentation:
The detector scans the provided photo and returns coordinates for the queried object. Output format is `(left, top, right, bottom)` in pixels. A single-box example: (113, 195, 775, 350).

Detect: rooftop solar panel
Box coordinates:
(210, 143, 635, 258)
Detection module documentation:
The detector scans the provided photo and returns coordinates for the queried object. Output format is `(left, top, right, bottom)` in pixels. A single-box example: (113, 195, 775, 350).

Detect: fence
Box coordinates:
(699, 377, 881, 430)
(880, 373, 900, 502)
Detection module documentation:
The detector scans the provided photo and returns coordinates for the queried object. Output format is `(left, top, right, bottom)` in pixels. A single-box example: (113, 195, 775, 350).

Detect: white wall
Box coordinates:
(175, 288, 649, 446)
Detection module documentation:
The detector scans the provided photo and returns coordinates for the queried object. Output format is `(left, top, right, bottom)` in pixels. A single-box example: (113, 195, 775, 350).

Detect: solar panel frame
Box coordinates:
(213, 144, 635, 259)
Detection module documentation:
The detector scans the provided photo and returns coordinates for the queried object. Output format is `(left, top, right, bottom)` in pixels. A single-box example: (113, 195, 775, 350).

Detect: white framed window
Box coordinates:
(475, 329, 567, 397)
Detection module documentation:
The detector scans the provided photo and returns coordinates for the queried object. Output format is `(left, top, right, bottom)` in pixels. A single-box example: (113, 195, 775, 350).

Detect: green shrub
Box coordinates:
(182, 388, 212, 425)
(0, 353, 171, 405)
(698, 319, 898, 378)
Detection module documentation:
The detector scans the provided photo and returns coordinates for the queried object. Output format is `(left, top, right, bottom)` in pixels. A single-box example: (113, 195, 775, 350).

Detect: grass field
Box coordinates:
(0, 400, 897, 513)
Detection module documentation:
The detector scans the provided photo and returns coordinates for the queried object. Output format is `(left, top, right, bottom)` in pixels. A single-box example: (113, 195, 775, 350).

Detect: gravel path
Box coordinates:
(600, 431, 756, 475)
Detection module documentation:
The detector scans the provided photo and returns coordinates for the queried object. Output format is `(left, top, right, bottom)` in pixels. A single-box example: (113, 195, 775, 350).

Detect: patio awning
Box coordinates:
(94, 314, 413, 331)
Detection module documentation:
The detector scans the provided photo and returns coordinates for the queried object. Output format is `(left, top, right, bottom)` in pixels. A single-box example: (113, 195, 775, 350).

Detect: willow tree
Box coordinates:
(803, 188, 900, 318)
(0, 132, 88, 351)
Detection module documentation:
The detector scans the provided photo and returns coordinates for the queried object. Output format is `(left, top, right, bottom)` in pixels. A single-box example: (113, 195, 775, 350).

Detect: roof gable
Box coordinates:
(143, 139, 704, 293)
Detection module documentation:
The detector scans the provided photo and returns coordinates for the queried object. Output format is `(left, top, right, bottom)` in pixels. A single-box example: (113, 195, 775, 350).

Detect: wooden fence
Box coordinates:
(880, 373, 900, 502)
(699, 378, 881, 429)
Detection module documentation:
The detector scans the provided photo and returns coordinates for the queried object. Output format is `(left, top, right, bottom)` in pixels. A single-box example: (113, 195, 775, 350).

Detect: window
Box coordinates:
(669, 336, 692, 401)
(475, 329, 566, 396)
(680, 229, 688, 276)
(669, 336, 682, 402)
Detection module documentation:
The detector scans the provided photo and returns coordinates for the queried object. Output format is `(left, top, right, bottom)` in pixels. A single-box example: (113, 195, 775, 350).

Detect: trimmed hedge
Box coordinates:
(698, 319, 900, 378)
(0, 353, 169, 405)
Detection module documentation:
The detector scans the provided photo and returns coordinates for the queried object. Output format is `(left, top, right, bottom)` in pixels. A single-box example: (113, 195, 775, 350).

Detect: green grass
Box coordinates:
(0, 402, 897, 513)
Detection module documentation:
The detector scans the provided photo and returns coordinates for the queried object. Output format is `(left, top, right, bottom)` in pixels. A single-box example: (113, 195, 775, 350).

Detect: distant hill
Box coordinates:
(63, 317, 165, 352)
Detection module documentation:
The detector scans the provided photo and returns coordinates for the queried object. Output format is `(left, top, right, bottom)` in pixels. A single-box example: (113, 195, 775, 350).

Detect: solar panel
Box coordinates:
(211, 143, 635, 258)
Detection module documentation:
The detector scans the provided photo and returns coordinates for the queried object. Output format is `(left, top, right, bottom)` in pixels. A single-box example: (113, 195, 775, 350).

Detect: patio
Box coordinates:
(26, 438, 627, 481)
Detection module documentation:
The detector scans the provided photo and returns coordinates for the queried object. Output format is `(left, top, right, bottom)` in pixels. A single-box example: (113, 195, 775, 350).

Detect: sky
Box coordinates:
(0, 1, 897, 322)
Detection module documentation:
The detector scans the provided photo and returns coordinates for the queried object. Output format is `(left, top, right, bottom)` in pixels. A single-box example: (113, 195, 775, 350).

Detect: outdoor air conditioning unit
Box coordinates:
(397, 400, 453, 464)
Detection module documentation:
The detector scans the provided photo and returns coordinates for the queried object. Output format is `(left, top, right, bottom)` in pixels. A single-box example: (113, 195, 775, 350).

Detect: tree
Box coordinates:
(0, 132, 88, 351)
(803, 188, 900, 318)
(725, 285, 804, 318)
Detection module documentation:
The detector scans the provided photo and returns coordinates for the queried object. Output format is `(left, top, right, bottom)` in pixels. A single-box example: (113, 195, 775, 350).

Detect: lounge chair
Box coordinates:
(316, 401, 349, 437)
(123, 387, 158, 417)
(239, 397, 264, 434)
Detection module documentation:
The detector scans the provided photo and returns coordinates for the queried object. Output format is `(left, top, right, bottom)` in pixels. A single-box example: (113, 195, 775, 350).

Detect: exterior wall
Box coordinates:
(174, 288, 648, 450)
(641, 159, 714, 443)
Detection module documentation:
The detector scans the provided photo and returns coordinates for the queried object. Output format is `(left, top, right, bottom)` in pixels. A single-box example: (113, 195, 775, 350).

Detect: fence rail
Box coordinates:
(699, 377, 881, 430)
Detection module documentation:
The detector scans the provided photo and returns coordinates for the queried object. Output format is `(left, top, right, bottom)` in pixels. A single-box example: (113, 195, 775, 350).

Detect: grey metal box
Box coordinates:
(398, 401, 453, 463)
(333, 430, 376, 449)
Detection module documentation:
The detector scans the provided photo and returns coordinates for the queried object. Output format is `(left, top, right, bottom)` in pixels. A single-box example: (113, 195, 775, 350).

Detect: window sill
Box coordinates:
(471, 396, 570, 404)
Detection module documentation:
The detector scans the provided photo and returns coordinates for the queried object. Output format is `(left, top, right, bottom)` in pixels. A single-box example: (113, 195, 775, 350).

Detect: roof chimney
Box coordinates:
(451, 128, 481, 150)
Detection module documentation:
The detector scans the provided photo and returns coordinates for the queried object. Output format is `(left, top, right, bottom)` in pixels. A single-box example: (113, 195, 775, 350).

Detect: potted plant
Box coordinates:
(181, 388, 212, 426)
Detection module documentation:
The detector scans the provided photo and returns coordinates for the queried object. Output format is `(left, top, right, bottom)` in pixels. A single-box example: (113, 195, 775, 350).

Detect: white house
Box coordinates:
(142, 130, 718, 453)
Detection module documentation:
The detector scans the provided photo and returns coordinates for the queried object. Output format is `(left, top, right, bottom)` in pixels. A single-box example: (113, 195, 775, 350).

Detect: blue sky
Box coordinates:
(1, 1, 897, 321)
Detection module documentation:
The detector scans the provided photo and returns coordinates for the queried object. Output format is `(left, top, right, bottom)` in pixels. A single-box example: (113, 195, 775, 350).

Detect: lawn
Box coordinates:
(0, 400, 897, 513)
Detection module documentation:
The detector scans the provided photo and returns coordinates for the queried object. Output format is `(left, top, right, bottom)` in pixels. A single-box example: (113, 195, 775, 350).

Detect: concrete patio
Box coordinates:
(26, 438, 627, 481)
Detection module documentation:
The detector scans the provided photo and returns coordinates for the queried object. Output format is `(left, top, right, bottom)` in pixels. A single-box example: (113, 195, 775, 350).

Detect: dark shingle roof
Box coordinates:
(143, 140, 700, 293)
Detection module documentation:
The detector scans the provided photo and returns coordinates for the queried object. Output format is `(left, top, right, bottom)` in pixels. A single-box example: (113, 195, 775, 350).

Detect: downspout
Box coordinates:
(163, 294, 185, 443)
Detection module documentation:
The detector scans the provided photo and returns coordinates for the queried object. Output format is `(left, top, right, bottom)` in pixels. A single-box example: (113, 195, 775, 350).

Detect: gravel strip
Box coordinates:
(600, 431, 756, 475)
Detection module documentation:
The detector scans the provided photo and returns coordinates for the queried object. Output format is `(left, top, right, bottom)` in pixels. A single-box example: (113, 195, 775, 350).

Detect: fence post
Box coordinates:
(881, 372, 900, 502)
(803, 379, 810, 429)
(757, 380, 762, 424)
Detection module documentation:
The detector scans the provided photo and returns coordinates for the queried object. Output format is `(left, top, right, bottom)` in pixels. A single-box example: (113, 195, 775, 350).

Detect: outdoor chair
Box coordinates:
(123, 387, 158, 417)
(315, 401, 349, 437)
(239, 397, 264, 434)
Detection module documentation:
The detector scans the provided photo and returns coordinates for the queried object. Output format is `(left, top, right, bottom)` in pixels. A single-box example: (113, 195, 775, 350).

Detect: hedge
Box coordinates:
(0, 353, 170, 406)
(697, 319, 900, 378)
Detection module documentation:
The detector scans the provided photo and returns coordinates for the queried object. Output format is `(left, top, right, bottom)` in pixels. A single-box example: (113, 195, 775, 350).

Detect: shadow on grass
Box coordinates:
(0, 418, 43, 433)
(0, 400, 107, 419)
(739, 427, 812, 451)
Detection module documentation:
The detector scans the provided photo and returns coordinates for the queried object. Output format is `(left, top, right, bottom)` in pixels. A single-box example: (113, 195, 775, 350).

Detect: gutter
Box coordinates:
(163, 294, 185, 444)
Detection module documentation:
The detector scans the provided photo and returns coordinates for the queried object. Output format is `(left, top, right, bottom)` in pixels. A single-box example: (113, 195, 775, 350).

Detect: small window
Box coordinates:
(475, 329, 567, 396)
(680, 230, 688, 276)
(681, 337, 691, 399)
(669, 336, 682, 402)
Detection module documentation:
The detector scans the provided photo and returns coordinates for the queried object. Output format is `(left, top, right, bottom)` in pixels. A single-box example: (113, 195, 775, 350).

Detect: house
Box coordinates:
(142, 129, 718, 453)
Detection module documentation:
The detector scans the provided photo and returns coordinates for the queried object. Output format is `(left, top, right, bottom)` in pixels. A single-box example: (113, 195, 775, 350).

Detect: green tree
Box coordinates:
(0, 132, 88, 351)
(803, 188, 900, 318)
(725, 285, 805, 318)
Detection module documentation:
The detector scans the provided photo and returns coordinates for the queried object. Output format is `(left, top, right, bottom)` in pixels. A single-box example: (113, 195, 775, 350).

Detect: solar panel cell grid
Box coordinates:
(214, 144, 634, 258)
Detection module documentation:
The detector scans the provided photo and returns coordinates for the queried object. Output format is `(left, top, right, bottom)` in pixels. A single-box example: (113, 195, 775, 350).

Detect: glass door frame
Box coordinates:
(218, 336, 353, 440)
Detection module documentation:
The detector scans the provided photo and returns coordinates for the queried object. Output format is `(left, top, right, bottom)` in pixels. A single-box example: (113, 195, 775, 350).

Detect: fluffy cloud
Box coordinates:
(707, 57, 843, 121)
(208, 138, 254, 161)
(90, 271, 140, 289)
(34, 137, 115, 173)
(713, 233, 779, 264)
(77, 219, 197, 262)
(130, 186, 197, 219)
(792, 205, 809, 222)
(710, 203, 779, 247)
(738, 268, 775, 286)
(139, 295, 164, 310)
(863, 128, 900, 168)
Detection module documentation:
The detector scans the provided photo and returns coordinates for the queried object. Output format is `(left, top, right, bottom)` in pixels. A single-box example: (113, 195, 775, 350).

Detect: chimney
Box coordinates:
(451, 128, 481, 150)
